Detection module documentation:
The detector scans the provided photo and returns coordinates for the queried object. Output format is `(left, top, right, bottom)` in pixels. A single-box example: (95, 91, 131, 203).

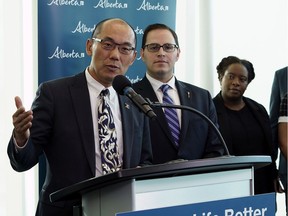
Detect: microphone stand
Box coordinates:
(145, 99, 232, 156)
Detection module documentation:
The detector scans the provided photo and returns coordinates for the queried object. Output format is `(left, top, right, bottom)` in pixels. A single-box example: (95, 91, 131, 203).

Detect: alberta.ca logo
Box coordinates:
(94, 0, 128, 9)
(47, 0, 85, 6)
(48, 47, 85, 59)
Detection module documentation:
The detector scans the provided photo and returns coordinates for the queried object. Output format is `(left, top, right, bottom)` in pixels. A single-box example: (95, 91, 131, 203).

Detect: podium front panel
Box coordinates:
(82, 180, 135, 216)
(134, 168, 252, 210)
(81, 168, 253, 216)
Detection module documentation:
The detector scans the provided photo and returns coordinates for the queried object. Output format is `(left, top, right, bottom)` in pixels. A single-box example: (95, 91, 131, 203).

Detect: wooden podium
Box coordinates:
(50, 155, 271, 216)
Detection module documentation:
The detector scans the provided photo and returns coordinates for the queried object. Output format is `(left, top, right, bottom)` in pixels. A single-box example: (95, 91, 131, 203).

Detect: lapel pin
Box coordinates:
(125, 103, 130, 109)
(187, 91, 191, 98)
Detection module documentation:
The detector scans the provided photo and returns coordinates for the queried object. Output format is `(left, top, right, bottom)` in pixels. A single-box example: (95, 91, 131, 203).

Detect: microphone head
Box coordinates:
(112, 75, 132, 95)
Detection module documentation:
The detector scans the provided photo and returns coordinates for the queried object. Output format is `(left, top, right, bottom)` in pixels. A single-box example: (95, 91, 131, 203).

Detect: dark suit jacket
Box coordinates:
(269, 66, 287, 189)
(133, 76, 224, 164)
(7, 72, 152, 216)
(213, 92, 277, 194)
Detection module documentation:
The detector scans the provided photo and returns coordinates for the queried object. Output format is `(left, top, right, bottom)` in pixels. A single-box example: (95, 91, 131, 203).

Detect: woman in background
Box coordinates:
(212, 56, 280, 195)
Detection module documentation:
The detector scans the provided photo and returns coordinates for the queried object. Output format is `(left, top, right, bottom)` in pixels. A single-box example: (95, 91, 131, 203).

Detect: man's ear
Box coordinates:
(86, 39, 93, 56)
(140, 48, 145, 63)
(129, 51, 137, 66)
(175, 48, 180, 62)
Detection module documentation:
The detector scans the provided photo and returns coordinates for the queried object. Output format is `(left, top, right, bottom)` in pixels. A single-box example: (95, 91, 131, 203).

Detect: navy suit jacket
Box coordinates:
(269, 66, 287, 189)
(7, 72, 152, 216)
(133, 76, 224, 164)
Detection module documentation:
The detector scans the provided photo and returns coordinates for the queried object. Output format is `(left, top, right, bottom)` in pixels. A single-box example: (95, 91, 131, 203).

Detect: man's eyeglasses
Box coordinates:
(144, 43, 178, 53)
(92, 38, 135, 55)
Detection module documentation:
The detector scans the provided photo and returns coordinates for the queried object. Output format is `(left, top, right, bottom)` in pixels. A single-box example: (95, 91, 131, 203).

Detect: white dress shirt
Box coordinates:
(146, 73, 182, 127)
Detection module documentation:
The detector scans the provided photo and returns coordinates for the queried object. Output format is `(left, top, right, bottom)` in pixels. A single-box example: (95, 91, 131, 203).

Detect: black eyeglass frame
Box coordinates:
(143, 43, 179, 53)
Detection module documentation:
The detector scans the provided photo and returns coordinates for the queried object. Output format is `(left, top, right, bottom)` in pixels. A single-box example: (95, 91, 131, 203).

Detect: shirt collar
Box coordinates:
(146, 72, 176, 92)
(85, 68, 116, 99)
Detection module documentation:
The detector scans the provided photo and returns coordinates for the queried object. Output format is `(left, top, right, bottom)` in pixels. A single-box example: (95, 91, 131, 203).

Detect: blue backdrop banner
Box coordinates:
(38, 0, 177, 84)
(38, 0, 176, 192)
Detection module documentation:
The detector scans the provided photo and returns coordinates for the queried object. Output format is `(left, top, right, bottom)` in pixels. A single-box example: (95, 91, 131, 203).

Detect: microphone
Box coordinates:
(112, 75, 157, 119)
(145, 99, 232, 156)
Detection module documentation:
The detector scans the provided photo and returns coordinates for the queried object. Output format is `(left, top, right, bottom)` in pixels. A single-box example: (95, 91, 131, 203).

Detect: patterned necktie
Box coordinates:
(98, 89, 121, 175)
(160, 84, 180, 147)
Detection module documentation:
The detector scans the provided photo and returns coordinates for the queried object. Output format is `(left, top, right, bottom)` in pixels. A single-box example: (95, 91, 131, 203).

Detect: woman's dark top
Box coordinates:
(213, 92, 277, 194)
(225, 106, 273, 194)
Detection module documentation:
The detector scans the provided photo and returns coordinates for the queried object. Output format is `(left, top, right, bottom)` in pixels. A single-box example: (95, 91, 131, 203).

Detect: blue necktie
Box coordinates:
(160, 84, 180, 147)
(98, 89, 121, 175)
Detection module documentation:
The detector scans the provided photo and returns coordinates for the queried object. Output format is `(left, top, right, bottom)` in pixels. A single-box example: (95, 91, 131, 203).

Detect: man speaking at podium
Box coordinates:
(7, 18, 152, 216)
(133, 23, 224, 164)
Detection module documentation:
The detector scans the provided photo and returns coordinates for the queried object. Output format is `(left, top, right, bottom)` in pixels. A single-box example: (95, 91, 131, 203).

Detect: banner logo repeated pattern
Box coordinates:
(39, 0, 176, 83)
(38, 0, 176, 191)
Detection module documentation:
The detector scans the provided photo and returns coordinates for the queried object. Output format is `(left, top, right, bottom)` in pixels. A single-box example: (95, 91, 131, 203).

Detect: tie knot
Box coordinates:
(160, 84, 170, 93)
(100, 89, 109, 97)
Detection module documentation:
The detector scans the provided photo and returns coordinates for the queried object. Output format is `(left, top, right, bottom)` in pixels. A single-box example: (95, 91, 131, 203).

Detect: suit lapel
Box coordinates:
(118, 95, 134, 168)
(244, 98, 271, 146)
(69, 72, 95, 175)
(135, 77, 173, 144)
(175, 80, 193, 144)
